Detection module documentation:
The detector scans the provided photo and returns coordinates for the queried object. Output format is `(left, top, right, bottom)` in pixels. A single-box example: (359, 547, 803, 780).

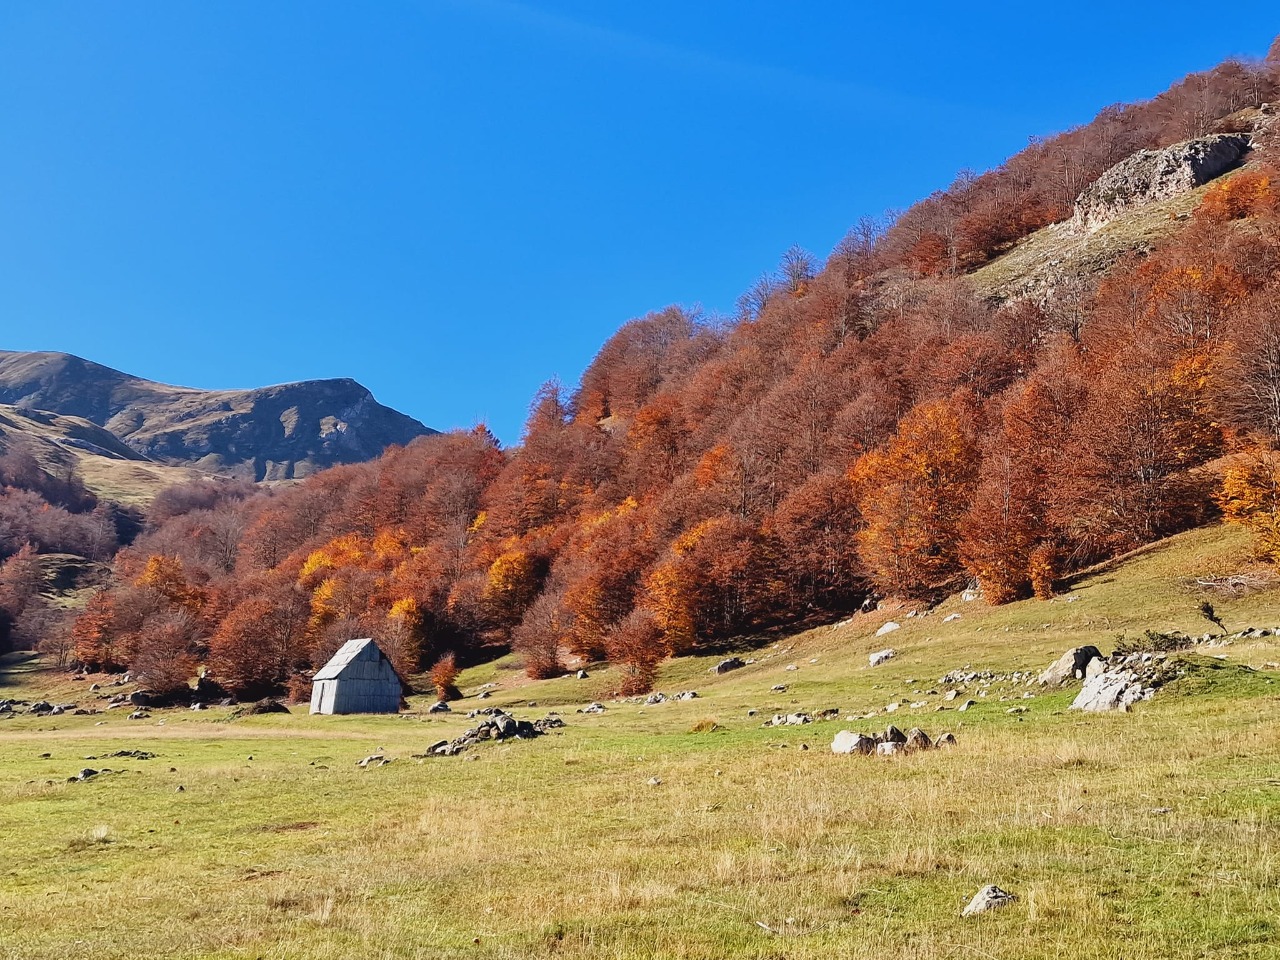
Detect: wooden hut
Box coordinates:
(309, 638, 402, 715)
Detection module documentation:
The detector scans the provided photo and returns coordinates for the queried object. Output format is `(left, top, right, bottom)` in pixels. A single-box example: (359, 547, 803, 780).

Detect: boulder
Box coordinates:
(1070, 668, 1151, 712)
(957, 699, 977, 712)
(714, 657, 745, 675)
(875, 622, 901, 638)
(961, 884, 1019, 917)
(869, 648, 897, 667)
(575, 669, 589, 680)
(831, 731, 877, 755)
(1039, 646, 1103, 686)
(905, 728, 933, 751)
(935, 732, 957, 747)
(876, 741, 905, 757)
(428, 701, 451, 714)
(881, 724, 907, 744)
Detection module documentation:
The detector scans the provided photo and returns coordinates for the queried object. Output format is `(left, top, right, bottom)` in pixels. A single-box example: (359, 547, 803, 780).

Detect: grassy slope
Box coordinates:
(0, 403, 205, 506)
(2, 524, 1279, 960)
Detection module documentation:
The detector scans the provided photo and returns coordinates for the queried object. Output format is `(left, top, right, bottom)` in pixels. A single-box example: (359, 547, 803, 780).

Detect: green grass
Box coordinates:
(3, 524, 1280, 959)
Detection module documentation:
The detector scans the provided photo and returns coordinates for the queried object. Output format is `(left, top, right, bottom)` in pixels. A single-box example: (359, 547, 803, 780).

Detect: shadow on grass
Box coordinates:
(0, 650, 42, 695)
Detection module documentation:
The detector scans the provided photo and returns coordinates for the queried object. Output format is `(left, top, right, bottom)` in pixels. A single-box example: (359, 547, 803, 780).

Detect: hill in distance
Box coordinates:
(0, 350, 437, 482)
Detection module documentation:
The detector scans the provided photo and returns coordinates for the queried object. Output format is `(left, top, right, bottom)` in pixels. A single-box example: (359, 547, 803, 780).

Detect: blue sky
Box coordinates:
(0, 3, 1274, 444)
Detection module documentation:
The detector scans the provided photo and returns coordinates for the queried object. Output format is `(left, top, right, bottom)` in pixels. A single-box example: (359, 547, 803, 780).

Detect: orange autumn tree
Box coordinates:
(1218, 451, 1280, 562)
(851, 396, 980, 597)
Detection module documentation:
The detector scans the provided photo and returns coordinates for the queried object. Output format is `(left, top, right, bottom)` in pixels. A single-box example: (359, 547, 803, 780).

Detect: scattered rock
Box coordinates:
(784, 664, 798, 672)
(943, 613, 962, 623)
(127, 710, 150, 720)
(674, 691, 698, 701)
(647, 777, 662, 787)
(425, 709, 564, 757)
(875, 622, 901, 638)
(961, 884, 1019, 917)
(958, 699, 977, 712)
(1006, 706, 1028, 715)
(771, 684, 787, 692)
(644, 692, 668, 705)
(578, 702, 606, 714)
(877, 741, 904, 757)
(935, 732, 957, 747)
(766, 713, 812, 727)
(1039, 646, 1103, 686)
(869, 648, 898, 667)
(575, 669, 589, 680)
(71, 768, 99, 782)
(714, 657, 745, 675)
(943, 690, 958, 702)
(428, 701, 451, 714)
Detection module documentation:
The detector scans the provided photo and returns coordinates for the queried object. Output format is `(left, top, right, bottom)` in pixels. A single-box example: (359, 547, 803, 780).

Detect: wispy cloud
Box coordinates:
(441, 0, 906, 108)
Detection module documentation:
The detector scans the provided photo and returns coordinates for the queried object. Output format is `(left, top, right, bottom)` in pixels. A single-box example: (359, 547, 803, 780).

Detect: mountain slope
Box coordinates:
(0, 404, 205, 506)
(0, 351, 437, 481)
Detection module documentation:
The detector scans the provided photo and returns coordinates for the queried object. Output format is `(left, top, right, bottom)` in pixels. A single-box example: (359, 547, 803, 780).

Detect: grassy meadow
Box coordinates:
(2, 524, 1280, 959)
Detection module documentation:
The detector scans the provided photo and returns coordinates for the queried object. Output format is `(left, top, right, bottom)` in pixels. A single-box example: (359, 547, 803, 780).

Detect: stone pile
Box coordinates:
(831, 725, 956, 756)
(1070, 652, 1183, 712)
(424, 709, 565, 757)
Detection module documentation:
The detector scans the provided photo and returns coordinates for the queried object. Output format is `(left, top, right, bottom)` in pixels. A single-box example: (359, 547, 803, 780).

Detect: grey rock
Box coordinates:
(881, 725, 907, 744)
(962, 884, 1018, 917)
(1070, 668, 1150, 712)
(1073, 134, 1251, 231)
(935, 732, 957, 747)
(869, 647, 898, 666)
(714, 657, 745, 675)
(428, 701, 451, 714)
(831, 730, 877, 755)
(958, 699, 977, 712)
(579, 702, 606, 714)
(576, 669, 589, 679)
(1039, 646, 1103, 686)
(876, 741, 905, 757)
(905, 728, 933, 751)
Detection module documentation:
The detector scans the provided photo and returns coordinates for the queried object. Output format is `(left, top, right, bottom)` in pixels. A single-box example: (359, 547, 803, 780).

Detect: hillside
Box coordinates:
(0, 351, 437, 481)
(0, 404, 204, 506)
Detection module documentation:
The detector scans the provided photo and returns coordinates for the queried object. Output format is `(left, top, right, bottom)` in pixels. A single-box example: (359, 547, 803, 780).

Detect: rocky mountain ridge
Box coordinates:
(0, 351, 436, 482)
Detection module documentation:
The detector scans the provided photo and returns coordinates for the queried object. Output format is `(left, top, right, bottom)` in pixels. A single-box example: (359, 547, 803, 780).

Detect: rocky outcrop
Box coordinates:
(0, 351, 436, 481)
(1068, 652, 1184, 712)
(1072, 134, 1251, 232)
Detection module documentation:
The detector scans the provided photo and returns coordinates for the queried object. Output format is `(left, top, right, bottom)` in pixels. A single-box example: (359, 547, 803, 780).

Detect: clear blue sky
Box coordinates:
(0, 3, 1274, 444)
